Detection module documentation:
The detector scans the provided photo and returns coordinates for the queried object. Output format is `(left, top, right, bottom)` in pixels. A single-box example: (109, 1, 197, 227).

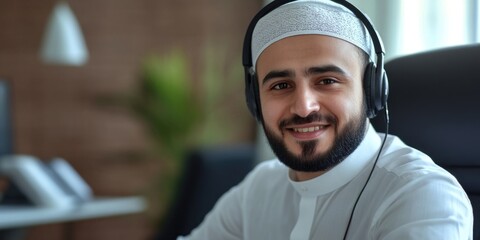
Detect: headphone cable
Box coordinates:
(342, 103, 390, 240)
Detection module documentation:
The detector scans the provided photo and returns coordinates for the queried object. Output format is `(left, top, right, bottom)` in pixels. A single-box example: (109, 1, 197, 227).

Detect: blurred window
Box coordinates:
(394, 0, 478, 56)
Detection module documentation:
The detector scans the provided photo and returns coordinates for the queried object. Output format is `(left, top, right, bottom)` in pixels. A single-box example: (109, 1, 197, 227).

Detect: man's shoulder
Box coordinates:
(238, 159, 290, 193)
(249, 159, 289, 180)
(362, 135, 473, 240)
(374, 134, 464, 193)
(378, 134, 443, 175)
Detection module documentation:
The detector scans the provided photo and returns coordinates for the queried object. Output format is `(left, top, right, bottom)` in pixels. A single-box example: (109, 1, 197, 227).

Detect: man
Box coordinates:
(179, 0, 473, 239)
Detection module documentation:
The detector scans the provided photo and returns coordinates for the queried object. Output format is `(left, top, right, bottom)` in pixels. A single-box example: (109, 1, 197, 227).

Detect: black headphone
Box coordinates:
(242, 0, 389, 121)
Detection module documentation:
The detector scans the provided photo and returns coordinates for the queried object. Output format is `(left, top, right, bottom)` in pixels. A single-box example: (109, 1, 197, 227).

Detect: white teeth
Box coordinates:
(294, 126, 321, 133)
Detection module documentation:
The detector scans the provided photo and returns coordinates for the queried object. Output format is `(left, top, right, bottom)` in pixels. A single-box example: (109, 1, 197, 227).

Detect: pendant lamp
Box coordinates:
(40, 1, 88, 66)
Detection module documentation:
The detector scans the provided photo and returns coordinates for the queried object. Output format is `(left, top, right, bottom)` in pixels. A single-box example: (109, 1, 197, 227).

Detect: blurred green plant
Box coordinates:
(131, 51, 201, 226)
(135, 51, 200, 160)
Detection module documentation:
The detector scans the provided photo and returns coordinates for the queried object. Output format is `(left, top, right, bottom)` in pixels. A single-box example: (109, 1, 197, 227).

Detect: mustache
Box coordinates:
(279, 113, 337, 129)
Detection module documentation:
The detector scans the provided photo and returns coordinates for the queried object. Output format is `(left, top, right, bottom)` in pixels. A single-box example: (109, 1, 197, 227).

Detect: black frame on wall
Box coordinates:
(0, 79, 13, 156)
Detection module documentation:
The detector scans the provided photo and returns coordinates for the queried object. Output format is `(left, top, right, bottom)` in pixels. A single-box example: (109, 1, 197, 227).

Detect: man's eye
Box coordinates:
(320, 78, 337, 85)
(273, 82, 290, 90)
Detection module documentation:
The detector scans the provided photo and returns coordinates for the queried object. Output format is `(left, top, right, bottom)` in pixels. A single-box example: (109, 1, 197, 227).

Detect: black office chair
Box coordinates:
(372, 44, 480, 239)
(155, 144, 255, 240)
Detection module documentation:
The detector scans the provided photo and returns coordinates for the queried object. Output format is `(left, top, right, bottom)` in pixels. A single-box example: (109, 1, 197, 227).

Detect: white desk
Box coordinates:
(0, 196, 146, 229)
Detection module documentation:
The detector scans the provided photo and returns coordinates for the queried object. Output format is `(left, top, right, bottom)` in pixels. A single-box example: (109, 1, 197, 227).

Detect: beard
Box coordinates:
(263, 103, 367, 173)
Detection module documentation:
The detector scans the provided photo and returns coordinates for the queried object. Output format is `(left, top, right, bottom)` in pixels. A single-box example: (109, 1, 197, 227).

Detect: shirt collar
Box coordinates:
(289, 123, 382, 197)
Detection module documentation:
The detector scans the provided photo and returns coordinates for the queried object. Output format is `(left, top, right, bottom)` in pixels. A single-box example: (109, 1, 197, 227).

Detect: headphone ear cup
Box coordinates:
(381, 72, 389, 109)
(364, 62, 389, 119)
(363, 62, 377, 118)
(245, 71, 260, 120)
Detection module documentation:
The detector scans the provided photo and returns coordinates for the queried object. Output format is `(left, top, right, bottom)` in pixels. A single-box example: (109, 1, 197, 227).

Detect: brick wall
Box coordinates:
(0, 0, 260, 239)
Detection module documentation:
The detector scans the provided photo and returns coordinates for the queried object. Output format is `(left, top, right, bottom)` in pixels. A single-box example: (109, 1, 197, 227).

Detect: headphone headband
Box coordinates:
(242, 0, 388, 120)
(243, 0, 385, 69)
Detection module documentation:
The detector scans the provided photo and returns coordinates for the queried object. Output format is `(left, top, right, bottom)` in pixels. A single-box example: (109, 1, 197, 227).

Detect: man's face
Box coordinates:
(256, 35, 367, 178)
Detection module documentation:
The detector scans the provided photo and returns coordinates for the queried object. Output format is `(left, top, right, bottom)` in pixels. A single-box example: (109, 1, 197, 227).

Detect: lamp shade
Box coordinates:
(40, 1, 88, 66)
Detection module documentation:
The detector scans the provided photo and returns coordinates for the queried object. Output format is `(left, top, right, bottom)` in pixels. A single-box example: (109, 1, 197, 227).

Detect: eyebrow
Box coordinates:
(262, 70, 294, 85)
(306, 65, 347, 76)
(262, 65, 347, 86)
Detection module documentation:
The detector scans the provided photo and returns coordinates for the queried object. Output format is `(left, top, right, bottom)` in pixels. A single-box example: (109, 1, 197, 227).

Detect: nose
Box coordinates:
(290, 86, 320, 118)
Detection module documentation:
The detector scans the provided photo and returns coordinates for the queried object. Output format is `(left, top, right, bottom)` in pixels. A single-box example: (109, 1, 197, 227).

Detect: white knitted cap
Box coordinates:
(251, 0, 374, 67)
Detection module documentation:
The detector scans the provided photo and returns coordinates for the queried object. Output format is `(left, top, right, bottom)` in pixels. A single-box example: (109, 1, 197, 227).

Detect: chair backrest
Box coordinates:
(372, 44, 480, 239)
(0, 79, 13, 156)
(155, 144, 255, 239)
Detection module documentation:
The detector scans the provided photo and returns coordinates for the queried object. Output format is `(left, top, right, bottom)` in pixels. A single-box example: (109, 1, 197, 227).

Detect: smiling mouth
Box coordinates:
(293, 126, 321, 133)
(288, 125, 329, 133)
